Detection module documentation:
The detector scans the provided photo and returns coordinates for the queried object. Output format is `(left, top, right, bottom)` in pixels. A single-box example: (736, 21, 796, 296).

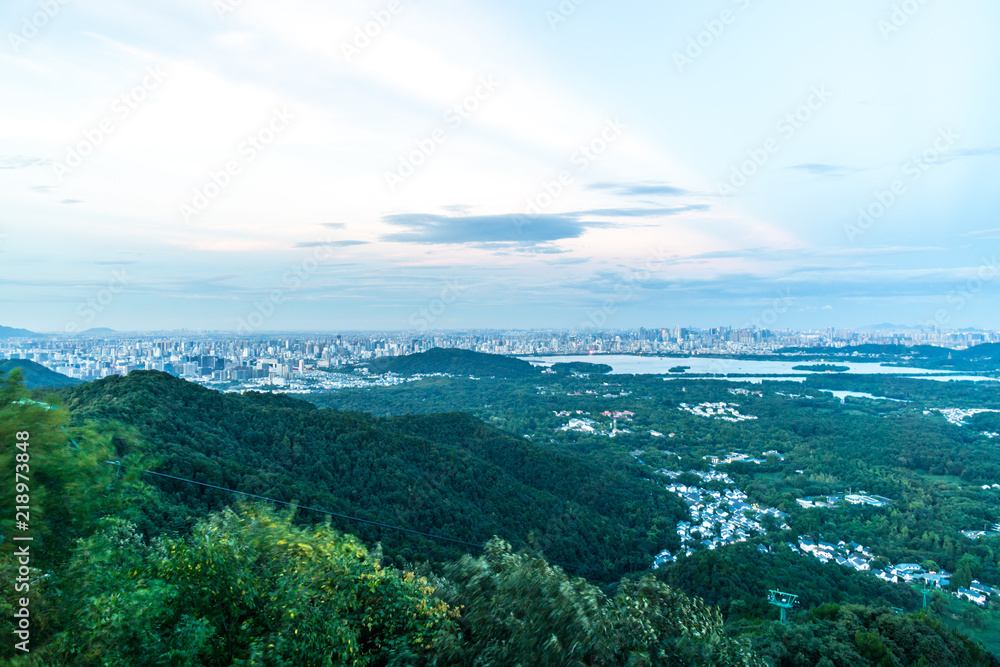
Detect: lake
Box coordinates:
(522, 354, 993, 379)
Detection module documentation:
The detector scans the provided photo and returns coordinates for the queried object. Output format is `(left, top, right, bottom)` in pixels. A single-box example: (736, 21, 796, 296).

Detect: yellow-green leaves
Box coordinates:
(54, 503, 455, 666)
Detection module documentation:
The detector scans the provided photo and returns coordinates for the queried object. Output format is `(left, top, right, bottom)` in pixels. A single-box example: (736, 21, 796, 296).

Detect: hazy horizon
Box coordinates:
(3, 321, 998, 338)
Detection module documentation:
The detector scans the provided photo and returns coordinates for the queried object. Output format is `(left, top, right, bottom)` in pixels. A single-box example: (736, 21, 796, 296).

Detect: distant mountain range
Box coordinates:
(859, 323, 995, 333)
(0, 325, 119, 338)
(0, 359, 82, 388)
(0, 325, 38, 338)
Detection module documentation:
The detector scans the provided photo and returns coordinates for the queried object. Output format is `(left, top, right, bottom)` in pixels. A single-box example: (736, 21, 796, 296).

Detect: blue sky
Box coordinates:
(2, 0, 999, 332)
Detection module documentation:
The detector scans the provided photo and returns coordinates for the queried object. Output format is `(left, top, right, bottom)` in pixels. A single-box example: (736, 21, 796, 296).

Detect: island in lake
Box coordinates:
(792, 363, 850, 372)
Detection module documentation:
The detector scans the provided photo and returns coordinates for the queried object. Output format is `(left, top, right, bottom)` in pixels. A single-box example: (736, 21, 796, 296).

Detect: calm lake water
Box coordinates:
(523, 355, 995, 380)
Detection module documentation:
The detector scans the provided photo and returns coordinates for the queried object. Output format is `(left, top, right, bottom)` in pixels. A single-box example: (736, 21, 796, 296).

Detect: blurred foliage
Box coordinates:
(48, 505, 454, 666)
(437, 537, 765, 666)
(746, 604, 996, 667)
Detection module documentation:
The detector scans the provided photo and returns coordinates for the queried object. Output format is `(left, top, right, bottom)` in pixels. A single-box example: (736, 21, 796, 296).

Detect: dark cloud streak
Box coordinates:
(382, 213, 604, 245)
(587, 181, 690, 197)
(788, 163, 859, 177)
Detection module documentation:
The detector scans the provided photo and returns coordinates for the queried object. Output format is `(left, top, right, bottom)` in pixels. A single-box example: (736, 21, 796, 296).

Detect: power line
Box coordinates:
(103, 462, 612, 580)
(105, 461, 485, 550)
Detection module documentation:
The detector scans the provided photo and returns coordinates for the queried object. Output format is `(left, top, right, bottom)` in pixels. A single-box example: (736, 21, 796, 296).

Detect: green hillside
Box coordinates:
(3, 367, 996, 665)
(0, 358, 82, 388)
(661, 540, 919, 619)
(550, 361, 614, 375)
(366, 347, 540, 378)
(777, 343, 1000, 371)
(61, 370, 685, 579)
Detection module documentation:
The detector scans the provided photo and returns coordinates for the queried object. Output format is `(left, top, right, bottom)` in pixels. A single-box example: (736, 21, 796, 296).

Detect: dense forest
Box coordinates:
(776, 343, 1000, 372)
(0, 360, 82, 389)
(60, 370, 687, 579)
(3, 355, 1000, 665)
(549, 361, 614, 375)
(365, 348, 541, 378)
(306, 354, 1000, 650)
(0, 368, 764, 665)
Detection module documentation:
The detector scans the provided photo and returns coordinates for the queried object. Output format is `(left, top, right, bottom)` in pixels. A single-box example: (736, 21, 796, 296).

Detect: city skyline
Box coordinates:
(3, 1, 1000, 331)
(5, 324, 998, 386)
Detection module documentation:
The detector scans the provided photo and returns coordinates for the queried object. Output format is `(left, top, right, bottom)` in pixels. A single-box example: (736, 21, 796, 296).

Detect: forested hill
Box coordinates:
(366, 347, 540, 377)
(777, 343, 1000, 371)
(0, 358, 82, 388)
(550, 361, 614, 375)
(61, 371, 686, 579)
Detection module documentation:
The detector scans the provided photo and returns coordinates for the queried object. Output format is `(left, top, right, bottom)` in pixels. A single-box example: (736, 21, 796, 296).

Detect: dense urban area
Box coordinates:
(2, 325, 999, 386)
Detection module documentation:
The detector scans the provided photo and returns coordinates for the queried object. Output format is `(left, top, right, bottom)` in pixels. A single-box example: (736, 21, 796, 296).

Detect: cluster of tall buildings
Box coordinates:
(1, 325, 997, 383)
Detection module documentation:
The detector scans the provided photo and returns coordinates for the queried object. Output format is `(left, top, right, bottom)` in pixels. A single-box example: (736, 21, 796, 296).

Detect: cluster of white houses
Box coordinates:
(651, 468, 789, 568)
(930, 407, 1000, 426)
(796, 493, 892, 509)
(555, 409, 635, 437)
(794, 539, 999, 607)
(678, 402, 758, 423)
(641, 449, 999, 610)
(793, 539, 881, 574)
(646, 473, 998, 609)
(705, 450, 785, 466)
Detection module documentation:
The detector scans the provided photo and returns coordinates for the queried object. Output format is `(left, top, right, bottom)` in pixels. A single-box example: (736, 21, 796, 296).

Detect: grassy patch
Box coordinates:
(932, 590, 1000, 658)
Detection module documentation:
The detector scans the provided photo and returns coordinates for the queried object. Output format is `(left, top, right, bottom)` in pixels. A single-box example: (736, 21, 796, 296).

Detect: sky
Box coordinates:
(2, 0, 1000, 333)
